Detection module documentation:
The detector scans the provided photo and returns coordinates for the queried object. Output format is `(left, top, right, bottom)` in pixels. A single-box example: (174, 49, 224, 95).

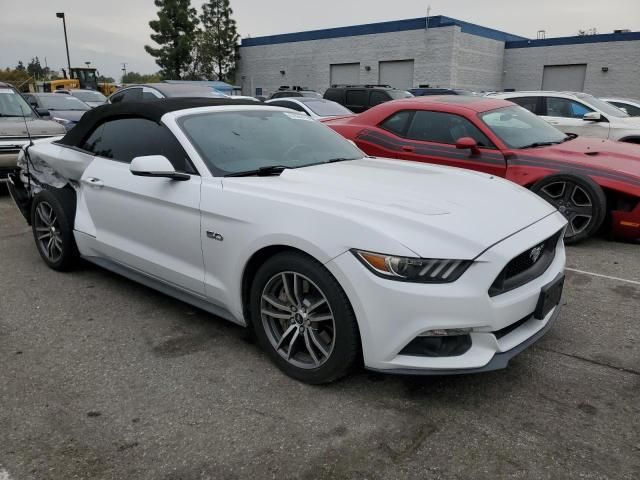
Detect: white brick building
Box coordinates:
(236, 15, 640, 99)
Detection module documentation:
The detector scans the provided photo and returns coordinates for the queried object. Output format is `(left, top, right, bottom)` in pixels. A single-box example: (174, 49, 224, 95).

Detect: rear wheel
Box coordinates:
(250, 251, 360, 384)
(531, 174, 606, 244)
(30, 188, 78, 270)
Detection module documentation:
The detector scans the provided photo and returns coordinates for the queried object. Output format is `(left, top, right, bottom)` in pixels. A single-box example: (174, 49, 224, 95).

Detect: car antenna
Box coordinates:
(20, 105, 34, 195)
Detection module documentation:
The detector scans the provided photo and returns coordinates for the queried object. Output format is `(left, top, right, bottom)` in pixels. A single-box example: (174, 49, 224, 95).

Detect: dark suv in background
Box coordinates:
(323, 84, 412, 113)
(409, 87, 478, 96)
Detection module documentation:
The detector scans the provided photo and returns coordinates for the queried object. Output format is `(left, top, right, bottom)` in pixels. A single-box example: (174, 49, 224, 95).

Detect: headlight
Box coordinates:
(352, 250, 472, 283)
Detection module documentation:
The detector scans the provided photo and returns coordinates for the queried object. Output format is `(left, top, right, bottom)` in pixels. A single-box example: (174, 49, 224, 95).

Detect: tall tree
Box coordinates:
(145, 0, 199, 80)
(197, 0, 240, 81)
(15, 61, 25, 72)
(27, 57, 44, 80)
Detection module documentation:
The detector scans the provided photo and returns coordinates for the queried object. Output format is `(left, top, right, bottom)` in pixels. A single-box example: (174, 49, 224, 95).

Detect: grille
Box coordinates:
(489, 230, 562, 297)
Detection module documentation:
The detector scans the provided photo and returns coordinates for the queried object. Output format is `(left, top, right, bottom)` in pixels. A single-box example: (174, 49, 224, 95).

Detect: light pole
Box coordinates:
(56, 12, 71, 75)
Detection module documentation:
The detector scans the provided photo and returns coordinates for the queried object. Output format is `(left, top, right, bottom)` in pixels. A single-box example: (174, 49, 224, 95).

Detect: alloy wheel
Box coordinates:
(539, 181, 594, 239)
(260, 272, 336, 369)
(34, 201, 64, 263)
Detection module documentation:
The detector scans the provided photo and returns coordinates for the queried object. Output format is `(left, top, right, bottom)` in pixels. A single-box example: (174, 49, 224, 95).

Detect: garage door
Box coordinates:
(542, 64, 587, 92)
(379, 60, 415, 90)
(330, 63, 360, 86)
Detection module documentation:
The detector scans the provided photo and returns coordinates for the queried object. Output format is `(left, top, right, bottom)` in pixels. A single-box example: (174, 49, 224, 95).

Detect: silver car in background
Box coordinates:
(0, 82, 65, 182)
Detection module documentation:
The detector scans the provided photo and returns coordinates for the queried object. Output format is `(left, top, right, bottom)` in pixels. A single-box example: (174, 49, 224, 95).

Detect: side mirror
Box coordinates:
(583, 112, 604, 122)
(36, 108, 50, 117)
(130, 155, 189, 181)
(455, 137, 480, 155)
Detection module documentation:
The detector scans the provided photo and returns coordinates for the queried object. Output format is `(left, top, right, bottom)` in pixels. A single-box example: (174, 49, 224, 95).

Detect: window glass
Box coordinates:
(71, 90, 107, 102)
(406, 111, 493, 147)
(112, 88, 142, 103)
(323, 89, 343, 103)
(271, 101, 306, 113)
(576, 94, 629, 117)
(300, 91, 322, 98)
(0, 88, 36, 117)
(370, 91, 390, 106)
(81, 118, 195, 173)
(387, 90, 414, 99)
(142, 88, 162, 101)
(37, 95, 90, 111)
(545, 97, 593, 118)
(510, 97, 539, 114)
(179, 110, 362, 175)
(480, 105, 567, 149)
(301, 100, 352, 116)
(610, 101, 640, 116)
(380, 111, 413, 136)
(345, 90, 367, 106)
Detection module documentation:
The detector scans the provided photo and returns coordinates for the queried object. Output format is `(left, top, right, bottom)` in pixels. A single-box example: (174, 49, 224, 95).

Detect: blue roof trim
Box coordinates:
(506, 31, 640, 49)
(241, 15, 527, 47)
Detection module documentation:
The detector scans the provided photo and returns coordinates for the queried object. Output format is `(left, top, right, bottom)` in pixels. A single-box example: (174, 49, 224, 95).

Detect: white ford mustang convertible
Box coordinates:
(9, 98, 567, 383)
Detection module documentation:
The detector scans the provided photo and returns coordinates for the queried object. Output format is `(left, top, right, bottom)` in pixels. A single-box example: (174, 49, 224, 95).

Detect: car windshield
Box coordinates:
(388, 90, 414, 99)
(71, 90, 107, 102)
(0, 87, 36, 118)
(480, 105, 568, 149)
(179, 110, 363, 175)
(300, 91, 322, 98)
(576, 94, 629, 118)
(301, 100, 352, 117)
(39, 95, 90, 111)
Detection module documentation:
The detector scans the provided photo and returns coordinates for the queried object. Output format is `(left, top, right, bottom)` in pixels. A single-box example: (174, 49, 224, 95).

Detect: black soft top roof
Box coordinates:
(58, 97, 264, 147)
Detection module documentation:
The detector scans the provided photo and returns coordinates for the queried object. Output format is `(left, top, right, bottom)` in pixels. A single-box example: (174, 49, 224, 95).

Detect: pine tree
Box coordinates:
(27, 57, 44, 80)
(145, 0, 199, 80)
(197, 0, 240, 81)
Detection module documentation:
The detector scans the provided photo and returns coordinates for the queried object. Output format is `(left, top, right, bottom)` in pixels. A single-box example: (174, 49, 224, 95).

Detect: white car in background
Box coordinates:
(9, 98, 566, 384)
(490, 91, 640, 143)
(266, 97, 353, 120)
(601, 97, 640, 117)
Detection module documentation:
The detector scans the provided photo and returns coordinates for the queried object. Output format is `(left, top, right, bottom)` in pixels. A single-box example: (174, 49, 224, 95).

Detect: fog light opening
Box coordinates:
(400, 333, 472, 357)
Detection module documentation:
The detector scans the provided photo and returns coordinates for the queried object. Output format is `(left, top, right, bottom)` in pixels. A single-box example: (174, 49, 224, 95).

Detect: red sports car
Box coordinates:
(324, 96, 640, 243)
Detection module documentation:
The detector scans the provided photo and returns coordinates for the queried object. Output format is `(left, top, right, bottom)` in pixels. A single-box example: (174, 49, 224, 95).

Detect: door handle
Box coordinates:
(401, 145, 415, 153)
(85, 177, 104, 188)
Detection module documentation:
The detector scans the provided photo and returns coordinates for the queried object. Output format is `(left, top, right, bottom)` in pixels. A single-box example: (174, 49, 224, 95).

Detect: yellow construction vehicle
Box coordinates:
(43, 67, 117, 96)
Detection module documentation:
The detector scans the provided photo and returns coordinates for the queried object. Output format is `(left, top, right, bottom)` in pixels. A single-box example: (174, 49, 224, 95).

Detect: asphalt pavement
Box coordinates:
(0, 191, 638, 480)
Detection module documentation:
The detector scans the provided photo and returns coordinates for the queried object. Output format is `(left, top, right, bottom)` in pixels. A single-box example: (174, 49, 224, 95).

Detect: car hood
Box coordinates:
(527, 137, 640, 181)
(224, 158, 557, 258)
(0, 117, 66, 137)
(46, 110, 86, 122)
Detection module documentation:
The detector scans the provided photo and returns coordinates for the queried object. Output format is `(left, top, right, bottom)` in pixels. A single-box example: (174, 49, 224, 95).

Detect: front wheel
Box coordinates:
(250, 251, 360, 384)
(30, 188, 79, 271)
(531, 174, 606, 244)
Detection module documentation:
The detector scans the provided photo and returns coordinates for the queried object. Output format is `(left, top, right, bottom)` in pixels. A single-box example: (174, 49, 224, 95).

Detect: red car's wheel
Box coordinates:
(531, 174, 606, 244)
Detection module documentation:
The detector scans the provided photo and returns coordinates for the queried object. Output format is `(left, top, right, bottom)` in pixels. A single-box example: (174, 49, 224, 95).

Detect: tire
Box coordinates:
(250, 251, 360, 384)
(531, 174, 606, 244)
(30, 187, 79, 271)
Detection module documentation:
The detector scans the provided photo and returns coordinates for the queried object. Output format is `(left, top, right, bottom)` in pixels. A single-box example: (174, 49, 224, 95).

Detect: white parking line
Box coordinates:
(566, 268, 640, 286)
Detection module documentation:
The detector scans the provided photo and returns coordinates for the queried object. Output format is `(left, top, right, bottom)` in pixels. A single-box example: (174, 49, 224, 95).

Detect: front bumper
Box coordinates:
(611, 202, 640, 241)
(325, 211, 567, 373)
(0, 152, 19, 181)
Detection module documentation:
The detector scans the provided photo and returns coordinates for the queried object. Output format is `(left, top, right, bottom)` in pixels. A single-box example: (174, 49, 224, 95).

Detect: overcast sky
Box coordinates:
(1, 0, 638, 79)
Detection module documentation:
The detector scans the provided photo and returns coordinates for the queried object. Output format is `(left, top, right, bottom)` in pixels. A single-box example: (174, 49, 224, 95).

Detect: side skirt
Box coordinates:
(82, 255, 246, 327)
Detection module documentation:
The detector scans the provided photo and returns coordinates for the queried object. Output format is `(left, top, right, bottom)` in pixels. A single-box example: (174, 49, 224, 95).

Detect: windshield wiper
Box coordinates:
(520, 141, 563, 149)
(326, 157, 358, 163)
(225, 165, 289, 177)
(562, 133, 578, 142)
